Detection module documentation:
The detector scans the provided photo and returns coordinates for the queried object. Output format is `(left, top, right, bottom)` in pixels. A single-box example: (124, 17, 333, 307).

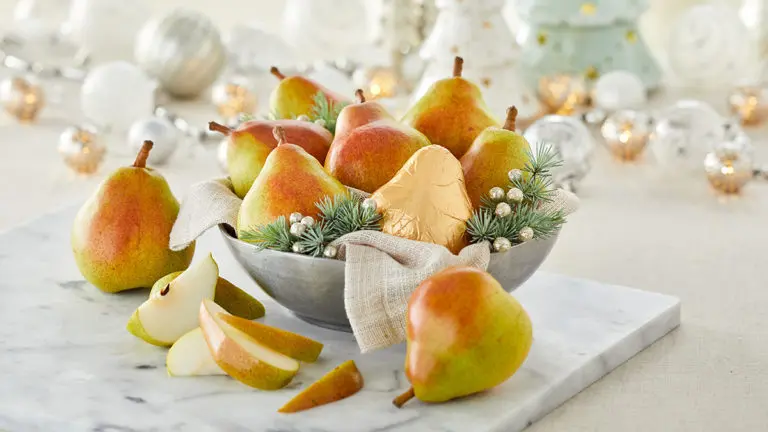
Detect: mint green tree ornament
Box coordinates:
(515, 0, 661, 90)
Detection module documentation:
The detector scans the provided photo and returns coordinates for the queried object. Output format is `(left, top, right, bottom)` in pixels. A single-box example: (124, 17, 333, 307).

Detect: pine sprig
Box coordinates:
(308, 92, 347, 135)
(317, 194, 381, 237)
(295, 222, 337, 257)
(466, 209, 499, 244)
(238, 216, 294, 252)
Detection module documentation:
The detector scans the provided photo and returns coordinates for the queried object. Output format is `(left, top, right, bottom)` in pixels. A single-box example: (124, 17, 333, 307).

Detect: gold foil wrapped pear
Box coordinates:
(371, 145, 473, 254)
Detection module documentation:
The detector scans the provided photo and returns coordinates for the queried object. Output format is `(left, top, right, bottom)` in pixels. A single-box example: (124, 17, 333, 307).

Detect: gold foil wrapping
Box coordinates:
(371, 145, 473, 254)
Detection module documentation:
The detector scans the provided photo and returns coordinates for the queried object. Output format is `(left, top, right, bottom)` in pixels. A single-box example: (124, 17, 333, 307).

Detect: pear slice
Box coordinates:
(199, 299, 299, 390)
(219, 314, 323, 363)
(126, 254, 219, 346)
(278, 360, 364, 413)
(167, 328, 225, 376)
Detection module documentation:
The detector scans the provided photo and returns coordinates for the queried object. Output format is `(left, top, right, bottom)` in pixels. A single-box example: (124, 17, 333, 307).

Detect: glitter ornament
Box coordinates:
(127, 117, 179, 165)
(728, 86, 768, 126)
(296, 115, 311, 122)
(488, 186, 505, 201)
(0, 76, 44, 122)
(322, 244, 338, 259)
(300, 216, 315, 228)
(600, 110, 653, 161)
(291, 243, 305, 254)
(81, 61, 156, 132)
(704, 133, 755, 194)
(289, 212, 304, 224)
(495, 202, 512, 218)
(58, 125, 105, 174)
(211, 76, 257, 121)
(361, 198, 378, 212)
(523, 115, 594, 189)
(592, 70, 647, 111)
(518, 226, 534, 242)
(507, 187, 524, 202)
(290, 222, 307, 237)
(508, 169, 523, 182)
(537, 74, 588, 114)
(492, 237, 512, 253)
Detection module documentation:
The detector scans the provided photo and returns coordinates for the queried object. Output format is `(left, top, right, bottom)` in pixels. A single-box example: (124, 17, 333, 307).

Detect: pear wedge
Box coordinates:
(220, 314, 323, 363)
(150, 273, 265, 320)
(126, 254, 218, 346)
(278, 360, 364, 413)
(167, 328, 225, 377)
(199, 299, 299, 390)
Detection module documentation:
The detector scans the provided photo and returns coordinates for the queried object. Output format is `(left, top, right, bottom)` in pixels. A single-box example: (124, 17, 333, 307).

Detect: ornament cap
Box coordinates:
(273, 126, 288, 145)
(355, 89, 366, 103)
(503, 106, 518, 131)
(133, 141, 153, 168)
(270, 66, 286, 80)
(453, 56, 464, 77)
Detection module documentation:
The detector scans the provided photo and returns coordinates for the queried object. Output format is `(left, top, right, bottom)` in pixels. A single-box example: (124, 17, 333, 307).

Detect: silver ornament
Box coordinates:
(289, 212, 304, 224)
(507, 187, 524, 203)
(134, 9, 226, 98)
(128, 116, 179, 165)
(323, 244, 338, 259)
(291, 242, 305, 254)
(704, 133, 755, 194)
(728, 86, 768, 126)
(489, 186, 505, 201)
(217, 138, 228, 172)
(290, 222, 307, 237)
(296, 114, 311, 122)
(361, 198, 378, 212)
(518, 227, 534, 242)
(58, 125, 105, 174)
(600, 110, 653, 161)
(508, 169, 523, 182)
(314, 118, 327, 128)
(523, 115, 594, 189)
(300, 216, 315, 228)
(495, 202, 512, 218)
(492, 237, 512, 253)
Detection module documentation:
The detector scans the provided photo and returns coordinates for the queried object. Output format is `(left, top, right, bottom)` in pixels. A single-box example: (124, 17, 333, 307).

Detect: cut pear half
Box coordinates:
(127, 253, 219, 346)
(199, 299, 299, 390)
(220, 314, 323, 363)
(167, 328, 225, 376)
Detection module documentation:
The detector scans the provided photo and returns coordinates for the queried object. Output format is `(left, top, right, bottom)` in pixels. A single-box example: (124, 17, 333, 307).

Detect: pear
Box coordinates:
(71, 141, 195, 293)
(269, 66, 347, 119)
(167, 328, 225, 377)
(402, 57, 499, 158)
(237, 126, 348, 235)
(220, 314, 324, 363)
(150, 272, 265, 320)
(199, 299, 299, 390)
(278, 360, 364, 413)
(326, 90, 431, 192)
(209, 120, 333, 198)
(126, 254, 218, 346)
(460, 106, 532, 208)
(393, 266, 533, 407)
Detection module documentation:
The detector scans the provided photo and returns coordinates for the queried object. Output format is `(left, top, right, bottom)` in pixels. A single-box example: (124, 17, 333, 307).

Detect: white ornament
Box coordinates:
(300, 216, 315, 228)
(524, 115, 594, 189)
(507, 188, 524, 202)
(593, 71, 647, 111)
(323, 244, 338, 259)
(81, 61, 156, 132)
(489, 186, 505, 201)
(12, 0, 70, 40)
(492, 237, 512, 252)
(361, 198, 378, 212)
(128, 117, 179, 165)
(68, 0, 151, 63)
(314, 119, 327, 128)
(495, 202, 512, 218)
(291, 243, 305, 254)
(518, 226, 534, 242)
(290, 222, 307, 237)
(217, 139, 228, 172)
(289, 212, 304, 224)
(135, 9, 226, 98)
(508, 169, 523, 182)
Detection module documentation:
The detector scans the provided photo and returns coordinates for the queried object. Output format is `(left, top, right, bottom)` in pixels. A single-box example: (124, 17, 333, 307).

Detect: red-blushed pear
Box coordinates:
(402, 57, 499, 158)
(71, 141, 195, 293)
(209, 120, 333, 198)
(325, 90, 431, 193)
(460, 106, 532, 208)
(199, 299, 299, 390)
(278, 360, 364, 413)
(393, 266, 533, 408)
(237, 126, 348, 236)
(269, 66, 348, 119)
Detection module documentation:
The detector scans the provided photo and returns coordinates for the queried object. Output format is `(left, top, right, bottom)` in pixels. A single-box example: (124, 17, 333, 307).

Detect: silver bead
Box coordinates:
(361, 198, 378, 212)
(518, 227, 534, 242)
(507, 169, 523, 182)
(300, 216, 315, 228)
(290, 222, 307, 237)
(323, 244, 338, 258)
(296, 114, 311, 122)
(507, 187, 524, 203)
(314, 118, 327, 127)
(291, 243, 305, 254)
(492, 237, 512, 252)
(289, 212, 304, 224)
(128, 116, 179, 165)
(495, 202, 512, 218)
(489, 187, 505, 201)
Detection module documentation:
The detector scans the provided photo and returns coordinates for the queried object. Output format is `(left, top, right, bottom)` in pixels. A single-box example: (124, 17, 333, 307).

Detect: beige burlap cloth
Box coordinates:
(170, 178, 579, 353)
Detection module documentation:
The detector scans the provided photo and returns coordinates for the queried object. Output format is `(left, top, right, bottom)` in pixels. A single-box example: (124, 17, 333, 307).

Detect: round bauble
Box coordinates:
(128, 117, 179, 165)
(495, 202, 512, 218)
(290, 222, 307, 237)
(593, 71, 647, 111)
(492, 237, 512, 253)
(211, 76, 257, 121)
(507, 187, 524, 203)
(704, 135, 754, 194)
(489, 186, 505, 201)
(289, 212, 304, 225)
(300, 216, 315, 228)
(68, 0, 150, 62)
(361, 198, 378, 213)
(0, 75, 44, 122)
(135, 9, 226, 98)
(323, 244, 338, 259)
(728, 86, 768, 126)
(537, 74, 588, 115)
(523, 115, 594, 189)
(518, 227, 534, 242)
(58, 125, 105, 174)
(600, 110, 653, 161)
(81, 61, 156, 132)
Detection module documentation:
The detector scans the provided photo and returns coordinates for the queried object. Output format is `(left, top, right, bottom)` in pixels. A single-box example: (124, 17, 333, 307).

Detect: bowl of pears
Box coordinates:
(219, 58, 562, 332)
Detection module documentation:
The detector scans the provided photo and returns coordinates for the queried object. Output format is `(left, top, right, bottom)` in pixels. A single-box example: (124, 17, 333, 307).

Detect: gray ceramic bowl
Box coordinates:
(220, 225, 559, 332)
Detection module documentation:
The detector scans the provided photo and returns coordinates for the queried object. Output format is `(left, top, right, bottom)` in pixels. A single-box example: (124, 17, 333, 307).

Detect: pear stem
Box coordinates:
(273, 126, 288, 146)
(355, 89, 366, 103)
(453, 56, 464, 78)
(392, 387, 415, 408)
(133, 141, 153, 168)
(503, 106, 518, 131)
(270, 66, 286, 80)
(208, 121, 232, 135)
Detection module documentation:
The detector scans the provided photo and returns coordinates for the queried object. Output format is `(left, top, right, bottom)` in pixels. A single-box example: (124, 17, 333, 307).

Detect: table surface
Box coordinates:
(0, 1, 767, 431)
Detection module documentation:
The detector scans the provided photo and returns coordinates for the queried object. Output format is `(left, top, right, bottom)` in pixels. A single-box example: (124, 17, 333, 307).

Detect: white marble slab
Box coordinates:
(0, 207, 680, 432)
